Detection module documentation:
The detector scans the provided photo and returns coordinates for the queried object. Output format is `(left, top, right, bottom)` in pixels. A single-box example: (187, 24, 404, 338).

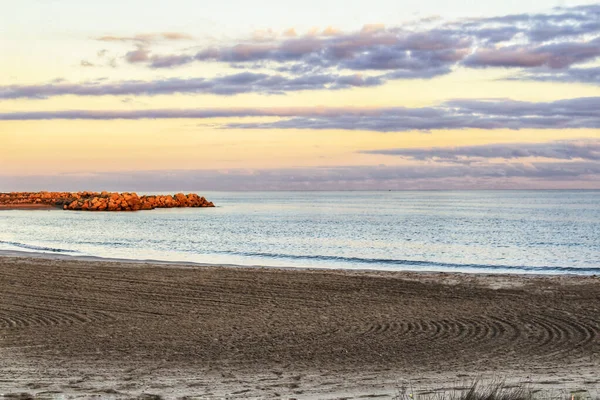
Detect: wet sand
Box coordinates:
(0, 255, 599, 398)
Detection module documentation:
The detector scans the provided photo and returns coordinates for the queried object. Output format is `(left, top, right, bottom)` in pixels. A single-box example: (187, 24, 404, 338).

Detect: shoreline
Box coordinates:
(0, 248, 598, 278)
(1, 255, 599, 398)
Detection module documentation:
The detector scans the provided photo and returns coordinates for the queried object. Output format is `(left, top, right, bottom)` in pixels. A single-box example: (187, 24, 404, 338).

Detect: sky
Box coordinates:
(0, 0, 599, 190)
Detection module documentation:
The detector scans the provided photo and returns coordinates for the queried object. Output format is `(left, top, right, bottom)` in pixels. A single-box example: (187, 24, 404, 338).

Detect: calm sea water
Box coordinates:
(0, 191, 598, 274)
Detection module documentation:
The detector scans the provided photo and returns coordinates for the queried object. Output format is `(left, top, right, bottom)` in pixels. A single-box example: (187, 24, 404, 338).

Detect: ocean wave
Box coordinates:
(220, 250, 600, 274)
(1, 239, 598, 274)
(0, 240, 79, 254)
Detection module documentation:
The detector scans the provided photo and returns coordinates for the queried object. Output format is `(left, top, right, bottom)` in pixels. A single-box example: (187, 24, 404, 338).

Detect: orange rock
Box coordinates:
(0, 191, 215, 211)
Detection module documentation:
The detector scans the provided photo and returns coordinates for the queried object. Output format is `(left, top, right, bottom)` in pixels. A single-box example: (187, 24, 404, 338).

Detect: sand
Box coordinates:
(0, 254, 599, 399)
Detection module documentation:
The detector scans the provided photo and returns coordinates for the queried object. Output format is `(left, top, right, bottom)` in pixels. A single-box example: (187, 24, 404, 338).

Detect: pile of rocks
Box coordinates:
(0, 192, 215, 211)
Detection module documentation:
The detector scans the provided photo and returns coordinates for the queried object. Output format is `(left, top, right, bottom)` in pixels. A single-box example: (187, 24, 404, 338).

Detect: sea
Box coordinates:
(0, 191, 598, 274)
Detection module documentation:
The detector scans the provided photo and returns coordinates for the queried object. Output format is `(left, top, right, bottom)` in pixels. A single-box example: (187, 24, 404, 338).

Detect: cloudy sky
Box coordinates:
(1, 0, 599, 190)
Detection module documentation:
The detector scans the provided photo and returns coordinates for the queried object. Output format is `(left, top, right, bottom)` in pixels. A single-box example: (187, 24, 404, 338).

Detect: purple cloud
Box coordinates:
(3, 5, 597, 102)
(1, 97, 600, 133)
(223, 97, 600, 132)
(465, 38, 600, 69)
(361, 139, 600, 161)
(1, 162, 598, 191)
(144, 28, 472, 78)
(125, 46, 151, 63)
(0, 72, 388, 99)
(97, 4, 600, 87)
(510, 67, 600, 85)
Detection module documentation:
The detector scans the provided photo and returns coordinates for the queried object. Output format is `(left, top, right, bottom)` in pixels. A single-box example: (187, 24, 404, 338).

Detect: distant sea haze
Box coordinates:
(0, 191, 598, 275)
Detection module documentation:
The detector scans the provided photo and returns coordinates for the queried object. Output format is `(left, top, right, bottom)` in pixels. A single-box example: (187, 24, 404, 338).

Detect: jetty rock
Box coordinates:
(0, 192, 215, 212)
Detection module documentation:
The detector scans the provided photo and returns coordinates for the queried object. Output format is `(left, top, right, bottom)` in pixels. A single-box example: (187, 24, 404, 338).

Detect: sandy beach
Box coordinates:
(1, 254, 599, 399)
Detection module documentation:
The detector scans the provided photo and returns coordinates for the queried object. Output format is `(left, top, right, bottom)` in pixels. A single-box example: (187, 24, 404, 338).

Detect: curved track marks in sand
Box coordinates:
(0, 307, 116, 330)
(521, 313, 600, 359)
(1, 256, 599, 371)
(345, 311, 599, 362)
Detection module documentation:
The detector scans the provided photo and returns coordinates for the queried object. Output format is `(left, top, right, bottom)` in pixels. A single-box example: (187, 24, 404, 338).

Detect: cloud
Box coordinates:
(2, 97, 600, 133)
(149, 54, 194, 68)
(361, 139, 600, 161)
(464, 39, 600, 69)
(0, 71, 392, 99)
(322, 26, 341, 37)
(2, 162, 599, 191)
(80, 60, 95, 67)
(143, 28, 473, 79)
(96, 32, 193, 44)
(223, 97, 600, 132)
(97, 4, 600, 88)
(510, 67, 600, 85)
(455, 4, 600, 43)
(125, 46, 151, 63)
(0, 106, 406, 120)
(94, 33, 194, 67)
(283, 28, 297, 37)
(161, 32, 194, 41)
(0, 5, 594, 102)
(96, 32, 194, 66)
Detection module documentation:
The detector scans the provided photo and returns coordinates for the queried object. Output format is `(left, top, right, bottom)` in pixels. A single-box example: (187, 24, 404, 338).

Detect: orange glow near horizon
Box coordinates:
(1, 118, 598, 175)
(1, 1, 599, 189)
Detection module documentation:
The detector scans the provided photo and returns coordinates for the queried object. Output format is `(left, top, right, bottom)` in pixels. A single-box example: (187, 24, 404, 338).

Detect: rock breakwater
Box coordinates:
(0, 192, 215, 211)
